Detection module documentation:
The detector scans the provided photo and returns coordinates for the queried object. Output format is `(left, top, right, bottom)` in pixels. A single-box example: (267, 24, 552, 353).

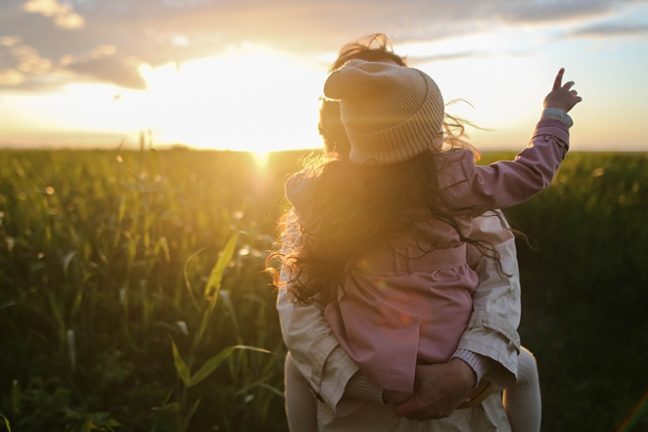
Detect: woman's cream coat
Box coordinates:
(276, 211, 522, 431)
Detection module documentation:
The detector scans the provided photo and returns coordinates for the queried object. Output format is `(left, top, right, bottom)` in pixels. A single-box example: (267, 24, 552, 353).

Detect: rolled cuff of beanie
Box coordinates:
(348, 98, 443, 165)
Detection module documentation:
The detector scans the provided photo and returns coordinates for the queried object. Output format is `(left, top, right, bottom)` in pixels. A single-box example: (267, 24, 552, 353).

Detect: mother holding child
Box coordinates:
(272, 34, 581, 431)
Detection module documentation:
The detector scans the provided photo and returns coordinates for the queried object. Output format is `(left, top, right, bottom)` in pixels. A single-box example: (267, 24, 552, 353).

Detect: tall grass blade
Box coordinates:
(204, 233, 239, 299)
(193, 233, 239, 350)
(62, 250, 76, 279)
(183, 247, 206, 309)
(0, 415, 10, 432)
(170, 340, 190, 386)
(10, 380, 20, 414)
(180, 398, 201, 432)
(187, 345, 271, 388)
(67, 329, 76, 371)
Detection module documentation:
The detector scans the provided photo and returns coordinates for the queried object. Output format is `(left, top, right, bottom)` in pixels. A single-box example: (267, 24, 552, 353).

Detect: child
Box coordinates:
(279, 60, 580, 431)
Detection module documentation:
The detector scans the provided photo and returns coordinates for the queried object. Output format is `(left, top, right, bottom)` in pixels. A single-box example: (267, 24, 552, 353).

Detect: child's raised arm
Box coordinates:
(436, 68, 582, 213)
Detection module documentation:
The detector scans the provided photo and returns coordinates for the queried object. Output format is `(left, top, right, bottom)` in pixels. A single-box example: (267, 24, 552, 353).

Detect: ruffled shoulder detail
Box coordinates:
(433, 149, 478, 211)
(434, 149, 475, 190)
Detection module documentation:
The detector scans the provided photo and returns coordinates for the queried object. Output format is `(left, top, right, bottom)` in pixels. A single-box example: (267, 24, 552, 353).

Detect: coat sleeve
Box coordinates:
(457, 210, 522, 387)
(437, 119, 569, 212)
(275, 218, 360, 411)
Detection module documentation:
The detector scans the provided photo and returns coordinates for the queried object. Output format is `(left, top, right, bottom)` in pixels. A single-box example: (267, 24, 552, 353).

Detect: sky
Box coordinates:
(1, 0, 647, 152)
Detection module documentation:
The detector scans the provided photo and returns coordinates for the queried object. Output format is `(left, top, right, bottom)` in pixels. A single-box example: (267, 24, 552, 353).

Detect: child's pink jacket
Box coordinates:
(287, 119, 569, 393)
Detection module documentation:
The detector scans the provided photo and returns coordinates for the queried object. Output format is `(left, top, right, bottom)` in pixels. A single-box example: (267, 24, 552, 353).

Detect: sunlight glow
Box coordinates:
(252, 150, 270, 168)
(2, 34, 647, 151)
(139, 44, 326, 152)
(0, 44, 327, 152)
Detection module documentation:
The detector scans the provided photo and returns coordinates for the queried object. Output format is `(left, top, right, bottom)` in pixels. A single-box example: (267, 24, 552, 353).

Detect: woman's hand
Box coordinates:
(389, 359, 476, 421)
(544, 68, 582, 112)
(383, 389, 413, 406)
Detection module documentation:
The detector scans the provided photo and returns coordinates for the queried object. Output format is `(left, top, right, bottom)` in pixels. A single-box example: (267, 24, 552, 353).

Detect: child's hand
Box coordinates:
(544, 68, 582, 113)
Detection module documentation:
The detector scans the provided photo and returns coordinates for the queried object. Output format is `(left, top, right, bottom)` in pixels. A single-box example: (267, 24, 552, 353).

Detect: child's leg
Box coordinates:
(503, 347, 541, 432)
(284, 352, 318, 432)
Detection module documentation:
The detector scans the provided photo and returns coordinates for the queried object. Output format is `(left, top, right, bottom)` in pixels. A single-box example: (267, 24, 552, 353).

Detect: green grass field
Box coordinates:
(1, 149, 646, 431)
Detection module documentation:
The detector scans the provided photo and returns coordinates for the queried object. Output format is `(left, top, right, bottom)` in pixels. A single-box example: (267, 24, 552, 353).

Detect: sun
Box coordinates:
(138, 44, 326, 153)
(252, 150, 270, 168)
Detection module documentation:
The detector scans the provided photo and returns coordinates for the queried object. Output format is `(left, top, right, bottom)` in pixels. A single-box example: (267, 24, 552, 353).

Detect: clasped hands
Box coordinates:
(383, 358, 477, 421)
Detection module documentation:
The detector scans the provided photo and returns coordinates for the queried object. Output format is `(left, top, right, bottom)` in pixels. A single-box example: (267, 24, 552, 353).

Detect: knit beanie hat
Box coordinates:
(323, 59, 444, 166)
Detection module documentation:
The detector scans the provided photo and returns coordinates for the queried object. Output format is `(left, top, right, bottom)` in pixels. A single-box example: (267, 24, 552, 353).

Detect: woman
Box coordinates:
(276, 34, 539, 431)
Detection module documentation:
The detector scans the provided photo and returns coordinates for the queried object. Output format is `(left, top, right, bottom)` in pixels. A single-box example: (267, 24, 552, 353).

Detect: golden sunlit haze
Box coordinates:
(1, 28, 648, 151)
(1, 44, 327, 154)
(138, 44, 326, 153)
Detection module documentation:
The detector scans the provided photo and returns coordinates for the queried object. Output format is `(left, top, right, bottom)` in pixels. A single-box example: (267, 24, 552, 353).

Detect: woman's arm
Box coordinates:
(456, 210, 521, 387)
(275, 215, 362, 412)
(277, 285, 360, 411)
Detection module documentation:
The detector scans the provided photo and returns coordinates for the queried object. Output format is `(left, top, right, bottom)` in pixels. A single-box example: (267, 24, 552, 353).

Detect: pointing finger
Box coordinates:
(563, 81, 575, 91)
(553, 68, 564, 90)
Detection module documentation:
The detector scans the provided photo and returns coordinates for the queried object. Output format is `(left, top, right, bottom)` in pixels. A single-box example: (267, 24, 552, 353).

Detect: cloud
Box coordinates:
(0, 37, 144, 91)
(1, 0, 647, 91)
(408, 51, 487, 65)
(12, 44, 53, 74)
(0, 36, 53, 88)
(57, 43, 145, 89)
(0, 69, 24, 86)
(23, 0, 85, 29)
(496, 0, 614, 23)
(59, 44, 118, 66)
(65, 56, 146, 90)
(570, 21, 648, 37)
(0, 35, 21, 47)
